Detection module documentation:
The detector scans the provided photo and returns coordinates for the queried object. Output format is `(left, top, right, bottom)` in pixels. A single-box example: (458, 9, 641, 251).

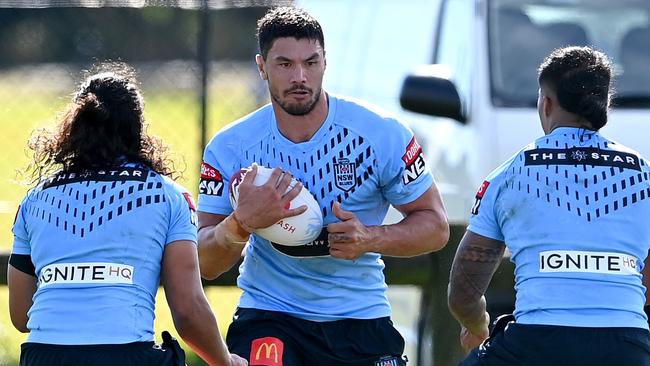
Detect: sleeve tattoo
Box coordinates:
(448, 231, 506, 323)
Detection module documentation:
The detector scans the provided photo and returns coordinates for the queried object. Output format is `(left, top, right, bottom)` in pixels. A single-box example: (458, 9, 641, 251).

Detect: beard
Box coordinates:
(271, 86, 322, 116)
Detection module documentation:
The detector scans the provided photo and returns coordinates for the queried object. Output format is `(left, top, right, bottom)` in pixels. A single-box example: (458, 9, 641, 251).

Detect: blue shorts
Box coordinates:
(459, 322, 650, 366)
(20, 333, 185, 366)
(226, 307, 407, 366)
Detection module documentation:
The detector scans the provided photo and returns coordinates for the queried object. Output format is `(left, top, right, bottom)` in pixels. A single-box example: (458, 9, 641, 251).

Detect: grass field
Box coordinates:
(0, 286, 242, 366)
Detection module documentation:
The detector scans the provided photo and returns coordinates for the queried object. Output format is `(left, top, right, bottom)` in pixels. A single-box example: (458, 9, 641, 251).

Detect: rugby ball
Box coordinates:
(229, 165, 323, 246)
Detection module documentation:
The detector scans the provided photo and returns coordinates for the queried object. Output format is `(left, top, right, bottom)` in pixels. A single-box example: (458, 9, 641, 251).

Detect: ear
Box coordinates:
(255, 54, 267, 80)
(543, 95, 553, 118)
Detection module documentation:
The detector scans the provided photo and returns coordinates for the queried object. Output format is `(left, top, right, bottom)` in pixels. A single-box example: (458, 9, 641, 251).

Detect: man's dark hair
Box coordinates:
(538, 46, 613, 130)
(257, 6, 324, 59)
(26, 62, 177, 182)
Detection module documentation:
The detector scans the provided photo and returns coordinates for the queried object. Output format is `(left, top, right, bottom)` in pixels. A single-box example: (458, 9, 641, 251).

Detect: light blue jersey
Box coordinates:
(470, 127, 650, 329)
(198, 94, 433, 321)
(11, 163, 198, 344)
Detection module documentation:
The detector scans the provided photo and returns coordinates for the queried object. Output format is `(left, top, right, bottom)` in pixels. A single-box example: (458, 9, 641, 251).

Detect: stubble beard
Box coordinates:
(272, 87, 323, 116)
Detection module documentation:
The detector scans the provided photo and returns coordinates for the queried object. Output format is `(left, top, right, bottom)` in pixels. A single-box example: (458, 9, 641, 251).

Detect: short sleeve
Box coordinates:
(165, 179, 198, 245)
(11, 197, 30, 255)
(197, 136, 238, 215)
(467, 171, 506, 242)
(379, 120, 434, 206)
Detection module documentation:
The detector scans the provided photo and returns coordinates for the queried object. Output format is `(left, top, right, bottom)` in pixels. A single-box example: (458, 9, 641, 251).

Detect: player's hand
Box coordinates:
(228, 353, 248, 366)
(459, 312, 490, 352)
(327, 202, 373, 260)
(234, 164, 307, 232)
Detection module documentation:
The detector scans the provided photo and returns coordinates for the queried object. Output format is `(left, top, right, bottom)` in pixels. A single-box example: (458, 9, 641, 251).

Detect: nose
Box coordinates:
(291, 64, 307, 84)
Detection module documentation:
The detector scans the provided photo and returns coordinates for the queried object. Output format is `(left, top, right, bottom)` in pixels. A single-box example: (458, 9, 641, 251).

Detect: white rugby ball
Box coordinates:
(229, 165, 323, 246)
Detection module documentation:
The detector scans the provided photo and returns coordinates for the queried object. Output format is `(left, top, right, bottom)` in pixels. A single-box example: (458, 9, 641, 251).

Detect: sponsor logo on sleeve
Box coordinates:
(38, 262, 134, 288)
(250, 337, 284, 366)
(334, 158, 357, 192)
(471, 180, 490, 215)
(539, 250, 639, 275)
(401, 137, 426, 185)
(199, 161, 224, 196)
(182, 192, 197, 226)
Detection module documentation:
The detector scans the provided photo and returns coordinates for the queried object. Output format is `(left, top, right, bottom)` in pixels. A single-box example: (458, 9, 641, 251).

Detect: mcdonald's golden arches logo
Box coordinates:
(250, 336, 284, 366)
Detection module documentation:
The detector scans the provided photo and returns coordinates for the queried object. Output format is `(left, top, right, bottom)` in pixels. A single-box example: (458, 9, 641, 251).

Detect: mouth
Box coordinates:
(286, 88, 311, 97)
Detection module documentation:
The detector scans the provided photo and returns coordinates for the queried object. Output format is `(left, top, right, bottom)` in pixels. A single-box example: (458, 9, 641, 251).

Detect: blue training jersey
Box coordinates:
(198, 94, 433, 321)
(470, 127, 650, 329)
(11, 163, 198, 344)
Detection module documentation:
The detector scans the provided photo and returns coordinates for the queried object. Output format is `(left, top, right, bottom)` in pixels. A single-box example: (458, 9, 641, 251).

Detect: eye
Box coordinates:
(278, 62, 291, 68)
(307, 61, 318, 66)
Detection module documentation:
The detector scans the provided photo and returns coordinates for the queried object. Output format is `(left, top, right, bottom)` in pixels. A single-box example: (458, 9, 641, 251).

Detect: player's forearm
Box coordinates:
(172, 296, 231, 366)
(198, 215, 248, 280)
(449, 291, 489, 334)
(370, 209, 449, 257)
(448, 231, 505, 333)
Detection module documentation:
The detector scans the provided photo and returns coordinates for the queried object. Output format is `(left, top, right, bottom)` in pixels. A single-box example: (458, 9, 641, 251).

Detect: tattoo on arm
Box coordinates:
(449, 231, 506, 310)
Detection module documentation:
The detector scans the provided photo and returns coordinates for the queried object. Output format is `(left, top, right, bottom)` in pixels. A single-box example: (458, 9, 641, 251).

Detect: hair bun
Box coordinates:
(77, 92, 110, 123)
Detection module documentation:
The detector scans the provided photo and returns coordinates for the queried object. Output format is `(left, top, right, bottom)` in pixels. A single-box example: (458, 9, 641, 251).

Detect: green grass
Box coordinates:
(0, 286, 242, 366)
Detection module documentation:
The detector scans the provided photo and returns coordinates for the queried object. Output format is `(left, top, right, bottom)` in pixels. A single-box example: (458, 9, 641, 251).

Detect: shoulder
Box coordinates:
(158, 174, 190, 196)
(486, 143, 533, 183)
(205, 104, 273, 151)
(603, 136, 644, 156)
(330, 94, 411, 133)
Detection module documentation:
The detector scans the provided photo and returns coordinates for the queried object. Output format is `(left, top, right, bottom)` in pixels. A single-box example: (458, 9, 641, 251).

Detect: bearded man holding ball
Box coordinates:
(196, 7, 449, 366)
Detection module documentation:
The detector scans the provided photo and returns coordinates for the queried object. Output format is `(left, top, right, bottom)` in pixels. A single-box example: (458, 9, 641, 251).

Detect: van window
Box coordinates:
(489, 0, 650, 108)
(436, 0, 474, 116)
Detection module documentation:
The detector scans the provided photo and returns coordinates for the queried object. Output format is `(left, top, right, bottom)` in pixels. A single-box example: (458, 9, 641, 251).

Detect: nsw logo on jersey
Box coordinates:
(334, 158, 357, 192)
(471, 180, 490, 215)
(199, 161, 224, 196)
(401, 137, 426, 185)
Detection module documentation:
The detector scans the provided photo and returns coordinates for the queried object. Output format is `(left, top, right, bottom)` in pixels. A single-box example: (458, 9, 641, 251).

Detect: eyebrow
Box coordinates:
(273, 53, 321, 62)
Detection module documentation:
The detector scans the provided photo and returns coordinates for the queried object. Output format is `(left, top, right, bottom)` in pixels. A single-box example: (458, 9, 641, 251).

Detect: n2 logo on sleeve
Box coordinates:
(471, 181, 490, 215)
(401, 137, 427, 185)
(199, 161, 224, 196)
(182, 192, 197, 226)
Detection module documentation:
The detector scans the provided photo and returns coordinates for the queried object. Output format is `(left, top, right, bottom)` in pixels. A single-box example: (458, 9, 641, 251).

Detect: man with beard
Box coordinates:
(196, 7, 449, 365)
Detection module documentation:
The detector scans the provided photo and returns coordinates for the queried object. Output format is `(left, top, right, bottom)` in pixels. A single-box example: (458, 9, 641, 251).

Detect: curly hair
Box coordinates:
(26, 62, 179, 183)
(538, 46, 613, 130)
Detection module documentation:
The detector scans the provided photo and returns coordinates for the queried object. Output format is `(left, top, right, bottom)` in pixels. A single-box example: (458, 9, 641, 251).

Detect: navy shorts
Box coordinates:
(226, 308, 408, 366)
(20, 334, 185, 366)
(459, 321, 650, 366)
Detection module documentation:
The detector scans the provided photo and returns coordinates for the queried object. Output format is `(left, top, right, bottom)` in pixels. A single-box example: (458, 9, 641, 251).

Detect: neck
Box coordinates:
(545, 110, 593, 134)
(273, 92, 329, 143)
